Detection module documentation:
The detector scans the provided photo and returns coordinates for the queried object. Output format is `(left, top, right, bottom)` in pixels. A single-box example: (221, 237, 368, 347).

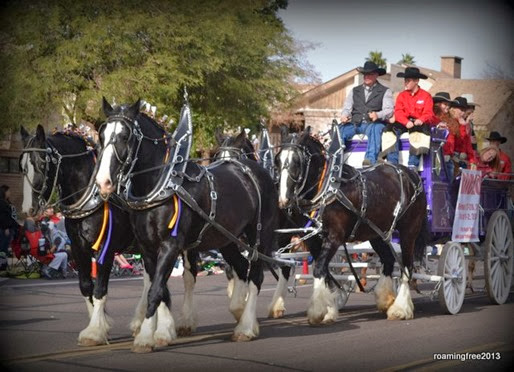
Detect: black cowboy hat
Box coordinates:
(396, 67, 428, 79)
(486, 131, 507, 144)
(461, 93, 480, 107)
(450, 96, 468, 109)
(432, 92, 458, 104)
(357, 61, 386, 76)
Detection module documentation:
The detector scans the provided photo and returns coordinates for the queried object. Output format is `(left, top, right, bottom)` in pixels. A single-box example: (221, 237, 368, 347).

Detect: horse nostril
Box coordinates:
(105, 179, 112, 187)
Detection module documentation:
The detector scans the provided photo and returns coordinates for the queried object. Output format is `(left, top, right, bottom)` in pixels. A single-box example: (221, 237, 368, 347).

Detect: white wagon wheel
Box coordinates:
(438, 241, 466, 314)
(484, 211, 513, 305)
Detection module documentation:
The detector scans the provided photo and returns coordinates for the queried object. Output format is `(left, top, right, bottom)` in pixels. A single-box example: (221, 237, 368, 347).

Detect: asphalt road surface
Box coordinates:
(0, 272, 512, 372)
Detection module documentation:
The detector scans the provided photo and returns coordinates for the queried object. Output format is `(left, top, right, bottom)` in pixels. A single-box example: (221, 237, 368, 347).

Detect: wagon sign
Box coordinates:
(452, 169, 482, 242)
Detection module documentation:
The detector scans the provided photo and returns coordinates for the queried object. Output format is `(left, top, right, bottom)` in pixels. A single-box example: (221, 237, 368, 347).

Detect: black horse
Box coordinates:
(213, 129, 310, 319)
(276, 126, 428, 324)
(95, 99, 280, 352)
(19, 126, 146, 345)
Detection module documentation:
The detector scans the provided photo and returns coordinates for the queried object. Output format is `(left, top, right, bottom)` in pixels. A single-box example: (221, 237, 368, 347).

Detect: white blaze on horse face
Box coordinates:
(21, 153, 34, 214)
(278, 149, 293, 207)
(96, 122, 122, 195)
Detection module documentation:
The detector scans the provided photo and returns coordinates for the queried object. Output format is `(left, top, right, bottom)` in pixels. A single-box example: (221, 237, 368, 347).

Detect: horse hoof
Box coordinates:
(321, 317, 335, 325)
(78, 338, 106, 347)
(387, 308, 413, 321)
(177, 327, 192, 337)
(154, 338, 170, 347)
(231, 333, 254, 342)
(268, 309, 285, 319)
(307, 316, 324, 326)
(131, 344, 153, 353)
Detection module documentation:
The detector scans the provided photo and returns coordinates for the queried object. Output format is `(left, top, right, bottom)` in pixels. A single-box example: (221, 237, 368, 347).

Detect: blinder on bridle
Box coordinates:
(21, 136, 60, 209)
(98, 114, 144, 189)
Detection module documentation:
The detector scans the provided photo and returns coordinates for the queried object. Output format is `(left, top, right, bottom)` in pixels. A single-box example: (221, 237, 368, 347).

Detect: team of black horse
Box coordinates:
(20, 97, 428, 353)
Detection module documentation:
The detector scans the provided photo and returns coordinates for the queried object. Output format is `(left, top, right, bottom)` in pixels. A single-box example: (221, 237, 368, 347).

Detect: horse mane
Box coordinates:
(47, 131, 91, 155)
(138, 112, 167, 135)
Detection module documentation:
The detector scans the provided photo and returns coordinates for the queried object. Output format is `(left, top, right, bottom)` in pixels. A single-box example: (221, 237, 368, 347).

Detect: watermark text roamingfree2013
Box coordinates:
(433, 352, 501, 362)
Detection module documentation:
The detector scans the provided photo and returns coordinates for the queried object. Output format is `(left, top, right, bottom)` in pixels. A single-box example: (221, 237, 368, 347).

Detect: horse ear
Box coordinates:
(102, 96, 114, 117)
(35, 125, 46, 145)
(20, 126, 30, 145)
(215, 128, 225, 145)
(304, 126, 312, 135)
(236, 128, 247, 140)
(280, 124, 289, 142)
(127, 98, 141, 118)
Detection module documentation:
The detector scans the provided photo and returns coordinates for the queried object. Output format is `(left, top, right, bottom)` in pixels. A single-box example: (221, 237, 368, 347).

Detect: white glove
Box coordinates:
(459, 153, 467, 160)
(444, 155, 450, 162)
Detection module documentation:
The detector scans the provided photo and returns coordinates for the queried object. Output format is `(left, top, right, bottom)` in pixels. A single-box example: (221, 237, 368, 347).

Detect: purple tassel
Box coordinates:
(98, 205, 113, 265)
(303, 210, 317, 229)
(171, 198, 182, 237)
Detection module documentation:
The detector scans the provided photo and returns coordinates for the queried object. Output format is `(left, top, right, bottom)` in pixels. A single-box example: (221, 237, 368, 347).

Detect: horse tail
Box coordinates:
(414, 213, 429, 263)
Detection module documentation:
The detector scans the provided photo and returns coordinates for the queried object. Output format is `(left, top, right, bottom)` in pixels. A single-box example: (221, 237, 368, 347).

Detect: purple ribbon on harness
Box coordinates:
(171, 198, 182, 237)
(304, 210, 317, 229)
(98, 205, 113, 265)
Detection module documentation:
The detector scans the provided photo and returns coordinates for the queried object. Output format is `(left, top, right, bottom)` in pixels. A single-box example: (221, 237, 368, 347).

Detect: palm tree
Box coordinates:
(398, 53, 416, 65)
(366, 50, 387, 69)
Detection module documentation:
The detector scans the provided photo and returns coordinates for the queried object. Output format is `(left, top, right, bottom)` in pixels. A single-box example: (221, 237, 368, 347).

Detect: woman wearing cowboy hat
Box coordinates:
(486, 131, 511, 180)
(340, 61, 394, 166)
(429, 92, 460, 179)
(382, 67, 433, 168)
(449, 97, 477, 173)
(461, 93, 479, 151)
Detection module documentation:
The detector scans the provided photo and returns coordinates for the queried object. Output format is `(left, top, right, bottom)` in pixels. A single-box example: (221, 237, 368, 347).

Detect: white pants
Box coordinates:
(49, 251, 68, 273)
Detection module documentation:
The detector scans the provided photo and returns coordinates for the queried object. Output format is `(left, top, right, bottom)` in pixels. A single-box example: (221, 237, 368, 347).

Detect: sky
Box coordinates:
(279, 0, 513, 82)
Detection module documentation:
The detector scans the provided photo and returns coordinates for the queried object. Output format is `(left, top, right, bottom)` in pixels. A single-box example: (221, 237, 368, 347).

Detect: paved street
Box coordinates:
(0, 272, 512, 372)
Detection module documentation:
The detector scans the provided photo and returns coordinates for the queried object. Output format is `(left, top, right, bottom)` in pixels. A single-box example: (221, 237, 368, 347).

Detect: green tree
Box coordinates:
(366, 50, 387, 69)
(398, 53, 416, 65)
(0, 0, 313, 150)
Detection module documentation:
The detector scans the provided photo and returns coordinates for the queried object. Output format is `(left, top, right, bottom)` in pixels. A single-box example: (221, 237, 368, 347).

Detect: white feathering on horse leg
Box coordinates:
(227, 278, 235, 299)
(387, 269, 414, 320)
(130, 271, 150, 336)
(132, 313, 157, 353)
(268, 269, 288, 318)
(153, 302, 176, 347)
(78, 296, 112, 346)
(229, 271, 248, 322)
(177, 262, 198, 336)
(84, 297, 94, 318)
(307, 277, 337, 325)
(232, 282, 259, 342)
(374, 274, 396, 313)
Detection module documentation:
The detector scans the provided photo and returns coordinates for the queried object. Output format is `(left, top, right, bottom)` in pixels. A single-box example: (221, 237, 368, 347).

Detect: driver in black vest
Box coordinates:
(340, 61, 394, 166)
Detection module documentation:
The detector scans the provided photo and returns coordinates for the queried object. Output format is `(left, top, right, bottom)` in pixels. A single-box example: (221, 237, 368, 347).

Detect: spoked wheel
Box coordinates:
(438, 242, 466, 314)
(484, 211, 513, 305)
(329, 252, 354, 309)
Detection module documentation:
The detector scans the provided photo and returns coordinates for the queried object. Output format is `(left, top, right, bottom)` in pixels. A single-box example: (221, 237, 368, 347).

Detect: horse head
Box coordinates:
(20, 125, 95, 215)
(275, 125, 325, 208)
(216, 129, 256, 161)
(95, 97, 142, 198)
(20, 125, 51, 215)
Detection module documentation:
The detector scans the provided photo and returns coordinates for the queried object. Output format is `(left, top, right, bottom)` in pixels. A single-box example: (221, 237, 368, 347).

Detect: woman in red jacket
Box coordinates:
(429, 92, 460, 180)
(450, 97, 476, 174)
